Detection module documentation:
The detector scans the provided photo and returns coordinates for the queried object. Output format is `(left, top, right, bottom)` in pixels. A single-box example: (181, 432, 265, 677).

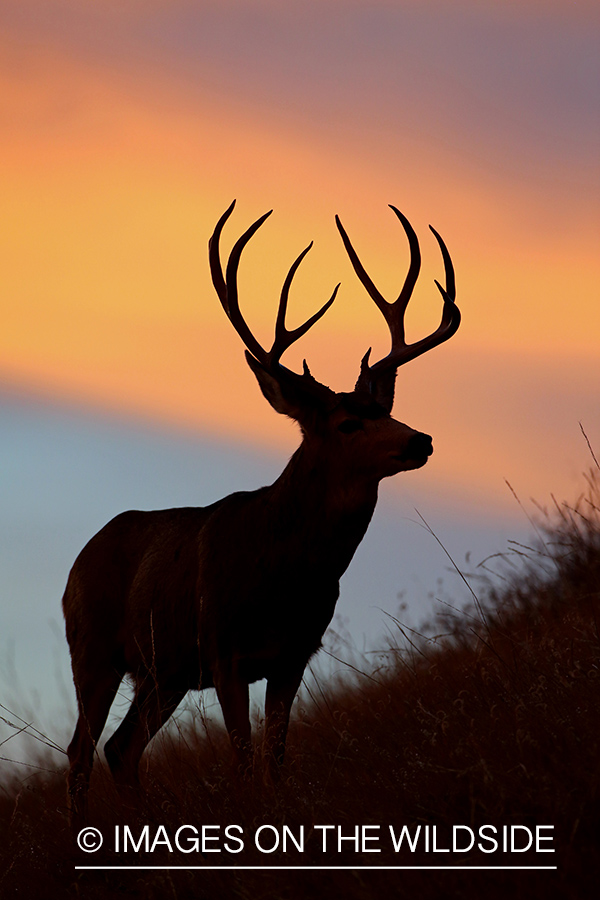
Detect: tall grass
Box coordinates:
(1, 468, 598, 898)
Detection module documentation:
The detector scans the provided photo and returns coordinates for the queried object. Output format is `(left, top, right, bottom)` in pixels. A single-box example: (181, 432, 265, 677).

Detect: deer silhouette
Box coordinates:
(63, 201, 460, 825)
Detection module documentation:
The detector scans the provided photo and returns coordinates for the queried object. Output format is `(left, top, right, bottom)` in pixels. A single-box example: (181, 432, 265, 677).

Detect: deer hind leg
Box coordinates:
(214, 665, 252, 775)
(104, 676, 186, 790)
(67, 664, 123, 830)
(264, 667, 304, 783)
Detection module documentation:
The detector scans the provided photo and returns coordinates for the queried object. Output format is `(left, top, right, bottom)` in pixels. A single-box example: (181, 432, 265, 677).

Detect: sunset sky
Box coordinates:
(1, 0, 598, 747)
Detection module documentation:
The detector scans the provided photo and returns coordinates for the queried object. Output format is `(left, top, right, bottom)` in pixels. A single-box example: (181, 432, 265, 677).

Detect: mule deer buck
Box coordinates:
(63, 200, 460, 825)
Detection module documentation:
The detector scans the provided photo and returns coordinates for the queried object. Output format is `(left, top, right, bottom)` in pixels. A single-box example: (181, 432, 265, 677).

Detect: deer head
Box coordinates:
(209, 201, 460, 487)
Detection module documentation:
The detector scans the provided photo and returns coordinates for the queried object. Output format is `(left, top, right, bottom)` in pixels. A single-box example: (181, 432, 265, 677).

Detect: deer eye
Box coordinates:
(337, 418, 364, 434)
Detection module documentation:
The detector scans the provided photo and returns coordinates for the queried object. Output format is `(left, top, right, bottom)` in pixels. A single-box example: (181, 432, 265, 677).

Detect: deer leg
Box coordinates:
(264, 667, 304, 782)
(214, 666, 252, 775)
(104, 677, 186, 789)
(67, 665, 123, 830)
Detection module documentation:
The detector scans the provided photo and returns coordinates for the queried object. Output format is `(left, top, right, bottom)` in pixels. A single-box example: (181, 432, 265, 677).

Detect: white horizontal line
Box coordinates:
(75, 865, 558, 871)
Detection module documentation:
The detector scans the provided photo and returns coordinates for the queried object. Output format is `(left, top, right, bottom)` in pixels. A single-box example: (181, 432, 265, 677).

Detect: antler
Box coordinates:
(209, 200, 340, 379)
(335, 205, 460, 408)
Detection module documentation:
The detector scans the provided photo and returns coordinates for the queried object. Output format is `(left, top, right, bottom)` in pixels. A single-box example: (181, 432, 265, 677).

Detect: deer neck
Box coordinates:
(267, 443, 379, 575)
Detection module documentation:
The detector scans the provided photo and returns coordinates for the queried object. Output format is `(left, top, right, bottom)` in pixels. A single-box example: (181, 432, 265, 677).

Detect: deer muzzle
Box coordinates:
(398, 432, 433, 463)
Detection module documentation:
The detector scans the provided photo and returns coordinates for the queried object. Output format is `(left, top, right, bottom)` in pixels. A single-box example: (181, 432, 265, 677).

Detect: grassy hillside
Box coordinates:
(1, 468, 599, 899)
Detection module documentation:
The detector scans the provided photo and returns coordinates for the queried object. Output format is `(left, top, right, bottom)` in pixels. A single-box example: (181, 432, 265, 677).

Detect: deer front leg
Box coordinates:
(264, 667, 304, 783)
(214, 664, 252, 776)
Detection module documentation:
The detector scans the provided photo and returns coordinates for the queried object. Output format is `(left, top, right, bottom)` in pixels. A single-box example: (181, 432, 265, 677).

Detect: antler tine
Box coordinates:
(271, 241, 340, 367)
(208, 199, 236, 310)
(224, 208, 275, 365)
(429, 223, 456, 303)
(389, 205, 422, 331)
(209, 200, 273, 365)
(335, 215, 386, 311)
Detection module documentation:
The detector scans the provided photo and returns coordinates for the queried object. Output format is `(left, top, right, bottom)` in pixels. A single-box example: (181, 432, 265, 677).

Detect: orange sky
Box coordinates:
(1, 1, 598, 514)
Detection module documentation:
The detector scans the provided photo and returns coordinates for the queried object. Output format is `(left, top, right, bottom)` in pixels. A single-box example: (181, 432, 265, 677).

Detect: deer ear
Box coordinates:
(246, 352, 294, 416)
(245, 352, 321, 421)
